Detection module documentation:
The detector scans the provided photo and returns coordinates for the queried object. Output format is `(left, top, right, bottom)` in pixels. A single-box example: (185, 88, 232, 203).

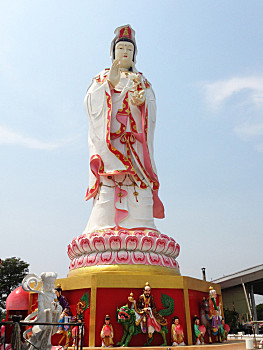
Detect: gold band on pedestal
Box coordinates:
(67, 264, 180, 278)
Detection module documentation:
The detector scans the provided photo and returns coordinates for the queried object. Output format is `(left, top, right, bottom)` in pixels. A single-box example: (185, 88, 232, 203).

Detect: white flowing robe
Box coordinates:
(83, 69, 164, 234)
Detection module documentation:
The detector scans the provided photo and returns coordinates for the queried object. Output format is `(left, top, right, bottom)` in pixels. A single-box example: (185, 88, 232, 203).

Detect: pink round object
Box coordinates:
(199, 325, 206, 334)
(6, 286, 29, 311)
(175, 325, 183, 334)
(103, 325, 111, 336)
(224, 324, 230, 332)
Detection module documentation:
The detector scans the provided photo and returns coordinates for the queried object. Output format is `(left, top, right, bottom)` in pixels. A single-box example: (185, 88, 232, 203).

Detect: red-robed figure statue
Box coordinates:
(136, 283, 167, 340)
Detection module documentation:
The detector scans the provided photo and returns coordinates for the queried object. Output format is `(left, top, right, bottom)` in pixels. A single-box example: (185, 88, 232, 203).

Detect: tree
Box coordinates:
(256, 303, 263, 321)
(0, 257, 29, 318)
(224, 307, 240, 333)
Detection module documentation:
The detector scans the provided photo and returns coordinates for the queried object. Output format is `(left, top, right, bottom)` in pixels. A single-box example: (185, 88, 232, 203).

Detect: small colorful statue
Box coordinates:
(220, 318, 230, 342)
(171, 316, 185, 346)
(136, 282, 168, 342)
(193, 316, 205, 345)
(55, 285, 72, 332)
(71, 293, 90, 349)
(100, 315, 114, 348)
(208, 286, 221, 338)
(117, 286, 174, 347)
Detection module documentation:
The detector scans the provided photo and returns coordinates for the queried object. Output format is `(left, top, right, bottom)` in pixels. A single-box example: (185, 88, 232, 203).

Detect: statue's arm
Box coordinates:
(60, 295, 71, 315)
(194, 324, 201, 337)
(84, 71, 111, 118)
(136, 296, 144, 314)
(150, 295, 157, 310)
(100, 325, 105, 338)
(171, 324, 175, 339)
(38, 294, 45, 311)
(35, 294, 47, 321)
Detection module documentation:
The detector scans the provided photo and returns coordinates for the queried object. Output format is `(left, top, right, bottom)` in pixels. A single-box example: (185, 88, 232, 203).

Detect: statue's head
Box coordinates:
(116, 305, 135, 325)
(193, 315, 200, 325)
(111, 25, 137, 70)
(143, 282, 151, 298)
(209, 286, 217, 298)
(105, 314, 110, 325)
(55, 285, 62, 297)
(40, 272, 57, 292)
(172, 316, 180, 325)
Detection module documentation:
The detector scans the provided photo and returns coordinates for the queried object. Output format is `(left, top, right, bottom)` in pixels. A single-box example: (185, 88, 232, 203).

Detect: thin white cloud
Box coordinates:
(0, 125, 73, 150)
(234, 122, 263, 140)
(201, 75, 263, 153)
(203, 76, 263, 111)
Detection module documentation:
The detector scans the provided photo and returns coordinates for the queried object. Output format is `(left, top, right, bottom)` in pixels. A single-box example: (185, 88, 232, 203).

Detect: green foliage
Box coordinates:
(159, 293, 174, 316)
(223, 308, 239, 333)
(256, 303, 263, 321)
(80, 292, 90, 310)
(0, 257, 29, 317)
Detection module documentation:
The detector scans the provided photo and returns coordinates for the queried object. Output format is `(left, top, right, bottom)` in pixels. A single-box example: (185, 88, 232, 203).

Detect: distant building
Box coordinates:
(212, 264, 263, 331)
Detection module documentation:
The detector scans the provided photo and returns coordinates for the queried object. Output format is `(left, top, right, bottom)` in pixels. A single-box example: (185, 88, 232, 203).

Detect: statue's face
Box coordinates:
(43, 278, 55, 292)
(115, 41, 134, 69)
(144, 286, 151, 297)
(174, 318, 179, 325)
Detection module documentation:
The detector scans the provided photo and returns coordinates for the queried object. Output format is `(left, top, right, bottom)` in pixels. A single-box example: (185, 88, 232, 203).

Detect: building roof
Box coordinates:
(212, 264, 263, 294)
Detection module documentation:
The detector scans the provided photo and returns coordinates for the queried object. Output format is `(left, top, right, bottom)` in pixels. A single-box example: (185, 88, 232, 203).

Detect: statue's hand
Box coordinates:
(131, 89, 145, 106)
(108, 59, 121, 87)
(51, 301, 57, 311)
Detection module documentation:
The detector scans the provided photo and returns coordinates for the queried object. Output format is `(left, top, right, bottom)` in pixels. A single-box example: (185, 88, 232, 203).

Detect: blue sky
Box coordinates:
(1, 1, 263, 293)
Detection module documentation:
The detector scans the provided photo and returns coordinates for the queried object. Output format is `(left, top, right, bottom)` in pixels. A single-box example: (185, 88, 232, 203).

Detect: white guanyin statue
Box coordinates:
(22, 272, 62, 350)
(84, 24, 164, 233)
(68, 25, 180, 274)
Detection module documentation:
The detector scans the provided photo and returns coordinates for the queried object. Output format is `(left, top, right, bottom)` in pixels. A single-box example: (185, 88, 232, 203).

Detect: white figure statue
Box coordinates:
(84, 24, 164, 234)
(22, 272, 62, 350)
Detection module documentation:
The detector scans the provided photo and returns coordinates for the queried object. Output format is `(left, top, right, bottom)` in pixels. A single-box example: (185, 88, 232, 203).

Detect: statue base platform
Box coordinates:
(46, 265, 225, 347)
(66, 340, 245, 349)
